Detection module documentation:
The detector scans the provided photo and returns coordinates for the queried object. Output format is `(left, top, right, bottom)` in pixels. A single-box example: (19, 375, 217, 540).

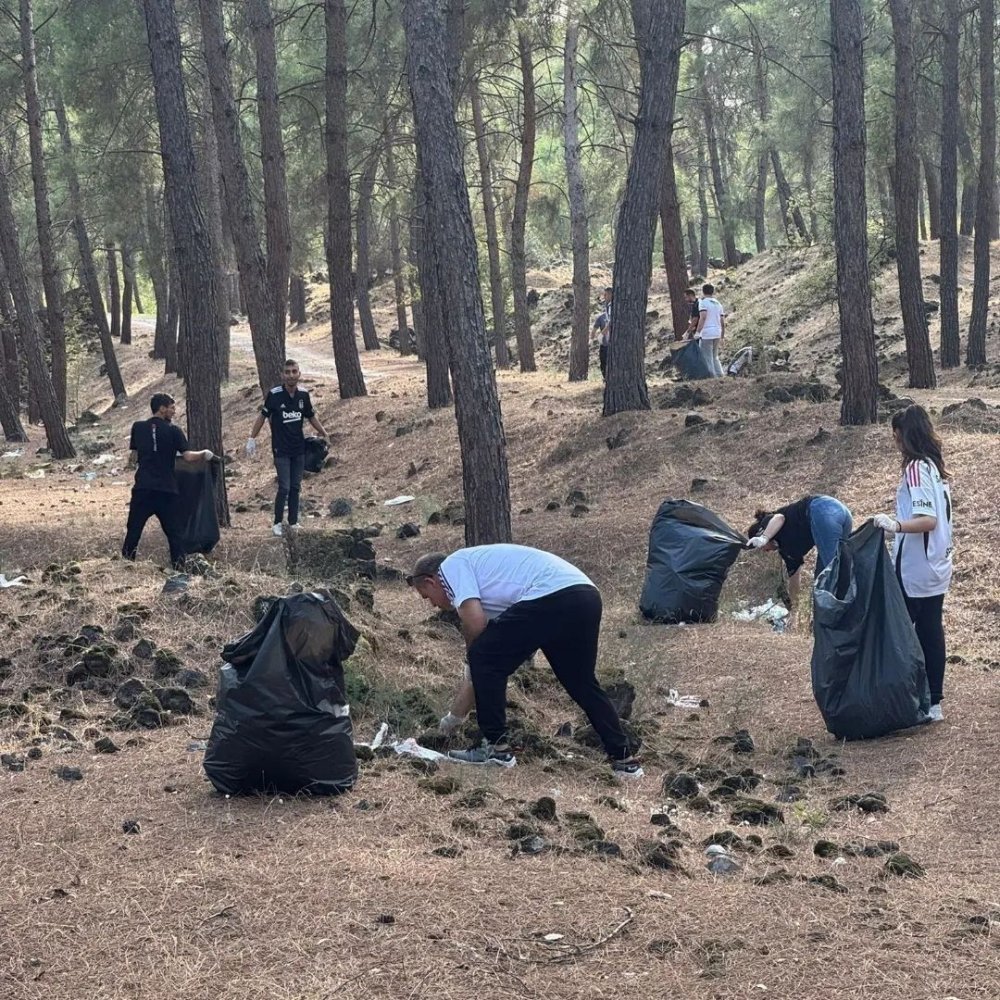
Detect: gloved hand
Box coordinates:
(873, 513, 900, 533)
(201, 449, 214, 462)
(439, 712, 464, 735)
(245, 437, 257, 458)
(746, 535, 769, 549)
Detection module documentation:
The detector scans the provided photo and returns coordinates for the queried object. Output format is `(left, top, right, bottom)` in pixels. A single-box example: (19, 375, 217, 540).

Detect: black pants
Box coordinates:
(903, 592, 946, 705)
(122, 488, 185, 569)
(466, 585, 631, 759)
(274, 452, 305, 525)
(599, 343, 608, 380)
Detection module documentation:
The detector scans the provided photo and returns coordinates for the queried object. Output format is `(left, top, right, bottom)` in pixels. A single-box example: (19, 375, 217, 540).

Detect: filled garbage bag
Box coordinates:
(303, 436, 329, 473)
(175, 458, 220, 555)
(811, 521, 930, 740)
(204, 591, 360, 795)
(673, 339, 713, 381)
(639, 500, 746, 623)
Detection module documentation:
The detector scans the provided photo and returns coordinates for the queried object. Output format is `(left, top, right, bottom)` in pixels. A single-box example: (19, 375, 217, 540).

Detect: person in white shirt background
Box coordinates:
(873, 404, 953, 722)
(696, 282, 726, 377)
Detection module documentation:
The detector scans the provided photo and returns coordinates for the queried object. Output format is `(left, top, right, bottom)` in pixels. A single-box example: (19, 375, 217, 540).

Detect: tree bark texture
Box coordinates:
(940, 0, 961, 368)
(604, 0, 685, 415)
(0, 145, 73, 456)
(20, 0, 65, 417)
(771, 149, 809, 241)
(0, 363, 25, 441)
(660, 135, 689, 340)
(958, 115, 976, 236)
(923, 156, 940, 240)
(0, 256, 19, 409)
(165, 252, 180, 375)
(107, 243, 122, 342)
(355, 150, 382, 351)
(752, 37, 769, 252)
(968, 0, 995, 367)
(324, 0, 367, 398)
(888, 0, 936, 388)
(199, 0, 283, 392)
(384, 127, 409, 355)
(143, 0, 229, 525)
(686, 218, 698, 270)
(404, 0, 511, 545)
(144, 184, 172, 364)
(697, 137, 710, 276)
(562, 17, 590, 380)
(121, 244, 135, 345)
(830, 0, 879, 425)
(54, 94, 127, 402)
(289, 274, 307, 325)
(754, 152, 768, 252)
(407, 217, 426, 359)
(700, 62, 739, 268)
(471, 77, 510, 369)
(510, 0, 537, 372)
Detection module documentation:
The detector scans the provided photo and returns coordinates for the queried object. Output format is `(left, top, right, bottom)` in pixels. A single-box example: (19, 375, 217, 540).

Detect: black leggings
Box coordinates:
(903, 592, 946, 705)
(466, 585, 631, 759)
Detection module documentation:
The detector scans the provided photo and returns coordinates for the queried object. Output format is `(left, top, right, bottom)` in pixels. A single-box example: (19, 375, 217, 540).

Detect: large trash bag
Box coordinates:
(174, 458, 220, 555)
(811, 521, 930, 740)
(204, 592, 360, 795)
(673, 339, 713, 380)
(639, 500, 746, 623)
(303, 436, 329, 474)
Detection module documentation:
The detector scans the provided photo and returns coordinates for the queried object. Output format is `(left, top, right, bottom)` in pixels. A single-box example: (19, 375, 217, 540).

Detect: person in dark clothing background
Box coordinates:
(122, 393, 214, 569)
(245, 359, 328, 536)
(745, 494, 853, 627)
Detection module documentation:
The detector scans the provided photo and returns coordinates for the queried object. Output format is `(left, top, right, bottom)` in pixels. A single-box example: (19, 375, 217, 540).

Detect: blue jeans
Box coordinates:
(274, 452, 305, 525)
(809, 495, 853, 574)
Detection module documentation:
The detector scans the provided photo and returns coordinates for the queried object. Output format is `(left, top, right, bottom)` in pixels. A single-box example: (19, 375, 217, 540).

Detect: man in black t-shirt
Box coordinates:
(684, 287, 700, 339)
(122, 393, 214, 569)
(246, 359, 328, 536)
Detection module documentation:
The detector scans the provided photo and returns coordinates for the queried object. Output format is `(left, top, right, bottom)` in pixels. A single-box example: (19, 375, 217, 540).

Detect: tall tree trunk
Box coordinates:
(754, 152, 768, 251)
(604, 0, 686, 415)
(132, 273, 144, 315)
(471, 76, 510, 369)
(0, 365, 25, 441)
(404, 0, 511, 545)
(0, 257, 20, 410)
(830, 0, 879, 425)
(121, 244, 134, 345)
(107, 243, 122, 342)
(0, 146, 73, 457)
(145, 184, 171, 362)
(407, 217, 426, 360)
(355, 149, 381, 351)
(289, 274, 307, 325)
(199, 0, 282, 391)
(562, 15, 590, 380)
(958, 114, 976, 236)
(659, 135, 690, 339)
(324, 0, 367, 398)
(19, 0, 65, 418)
(697, 136, 710, 276)
(249, 0, 291, 350)
(752, 36, 769, 252)
(142, 0, 229, 524)
(923, 156, 940, 239)
(384, 125, 409, 355)
(803, 143, 821, 242)
(888, 0, 936, 388)
(940, 0, 961, 368)
(686, 218, 698, 269)
(54, 94, 127, 403)
(771, 150, 810, 241)
(968, 0, 995, 367)
(700, 61, 739, 268)
(165, 252, 180, 376)
(510, 0, 537, 372)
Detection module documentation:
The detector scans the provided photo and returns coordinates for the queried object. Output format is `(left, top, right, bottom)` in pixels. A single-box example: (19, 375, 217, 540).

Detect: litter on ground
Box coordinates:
(392, 737, 448, 762)
(383, 495, 415, 506)
(732, 598, 790, 632)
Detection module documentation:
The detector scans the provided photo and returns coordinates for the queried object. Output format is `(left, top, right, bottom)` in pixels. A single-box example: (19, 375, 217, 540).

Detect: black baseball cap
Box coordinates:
(406, 552, 447, 585)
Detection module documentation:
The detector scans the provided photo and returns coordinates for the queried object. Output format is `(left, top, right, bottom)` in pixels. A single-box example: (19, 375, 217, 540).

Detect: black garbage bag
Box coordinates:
(673, 339, 713, 381)
(811, 522, 930, 740)
(639, 500, 746, 623)
(204, 592, 360, 795)
(175, 458, 221, 555)
(303, 436, 329, 473)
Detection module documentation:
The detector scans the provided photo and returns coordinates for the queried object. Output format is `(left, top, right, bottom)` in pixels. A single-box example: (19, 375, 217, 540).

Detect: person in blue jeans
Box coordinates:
(745, 495, 853, 627)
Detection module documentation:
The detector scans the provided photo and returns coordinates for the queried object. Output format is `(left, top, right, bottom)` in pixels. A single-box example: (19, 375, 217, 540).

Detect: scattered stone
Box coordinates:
(114, 678, 149, 710)
(565, 811, 605, 845)
(131, 639, 156, 660)
(638, 839, 686, 872)
(54, 765, 83, 782)
(396, 522, 420, 539)
(418, 775, 460, 795)
(554, 721, 573, 738)
(570, 503, 590, 518)
(528, 796, 557, 822)
(663, 771, 700, 799)
(755, 869, 794, 886)
(765, 844, 795, 859)
(775, 784, 804, 803)
(806, 874, 848, 894)
(884, 852, 925, 879)
(703, 831, 744, 850)
(329, 498, 353, 517)
(94, 736, 121, 754)
(545, 500, 561, 511)
(690, 478, 710, 492)
(1, 753, 26, 773)
(650, 807, 680, 830)
(706, 853, 742, 876)
(454, 787, 491, 809)
(565, 489, 588, 505)
(161, 573, 190, 595)
(176, 668, 211, 690)
(152, 648, 183, 679)
(716, 769, 763, 793)
(813, 840, 841, 859)
(596, 795, 627, 812)
(730, 798, 784, 826)
(831, 792, 888, 814)
(431, 845, 462, 858)
(151, 687, 197, 715)
(518, 835, 548, 855)
(375, 914, 395, 925)
(122, 819, 141, 835)
(586, 840, 623, 858)
(714, 730, 755, 754)
(807, 427, 832, 446)
(451, 816, 478, 835)
(684, 412, 707, 428)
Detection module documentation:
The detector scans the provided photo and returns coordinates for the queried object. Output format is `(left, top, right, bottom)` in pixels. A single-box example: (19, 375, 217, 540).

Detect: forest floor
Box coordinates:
(3, 245, 1000, 1000)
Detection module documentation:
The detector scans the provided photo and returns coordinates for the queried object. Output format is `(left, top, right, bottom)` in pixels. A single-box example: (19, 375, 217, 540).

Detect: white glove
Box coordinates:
(245, 437, 257, 458)
(873, 514, 900, 533)
(746, 535, 769, 549)
(202, 449, 214, 461)
(439, 712, 464, 735)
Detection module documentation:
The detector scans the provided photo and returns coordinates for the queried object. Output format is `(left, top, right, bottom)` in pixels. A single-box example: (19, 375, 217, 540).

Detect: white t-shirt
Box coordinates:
(438, 544, 593, 619)
(699, 297, 725, 339)
(892, 459, 953, 598)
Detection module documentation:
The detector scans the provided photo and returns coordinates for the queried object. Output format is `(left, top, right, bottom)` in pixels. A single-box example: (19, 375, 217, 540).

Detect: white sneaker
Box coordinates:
(286, 522, 300, 533)
(928, 703, 944, 722)
(272, 523, 283, 537)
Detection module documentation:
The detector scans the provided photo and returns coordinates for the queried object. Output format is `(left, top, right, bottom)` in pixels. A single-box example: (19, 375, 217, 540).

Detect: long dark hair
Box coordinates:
(891, 404, 950, 480)
(746, 509, 774, 539)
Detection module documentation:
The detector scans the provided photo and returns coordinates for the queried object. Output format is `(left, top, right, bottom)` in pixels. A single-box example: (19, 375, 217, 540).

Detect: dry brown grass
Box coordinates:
(4, 247, 1000, 998)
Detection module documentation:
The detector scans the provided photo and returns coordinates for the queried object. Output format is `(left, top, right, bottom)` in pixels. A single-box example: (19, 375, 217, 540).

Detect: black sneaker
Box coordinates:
(448, 740, 517, 768)
(611, 756, 644, 780)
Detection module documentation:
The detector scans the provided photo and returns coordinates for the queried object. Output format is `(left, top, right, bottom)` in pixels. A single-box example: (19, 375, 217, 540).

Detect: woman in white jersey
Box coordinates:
(873, 405, 953, 721)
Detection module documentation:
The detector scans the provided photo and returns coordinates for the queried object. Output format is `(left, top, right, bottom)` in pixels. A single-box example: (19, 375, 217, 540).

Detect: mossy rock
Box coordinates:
(730, 798, 784, 825)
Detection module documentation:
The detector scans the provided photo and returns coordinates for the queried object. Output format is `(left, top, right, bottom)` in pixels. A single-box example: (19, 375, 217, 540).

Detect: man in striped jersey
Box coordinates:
(407, 544, 643, 779)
